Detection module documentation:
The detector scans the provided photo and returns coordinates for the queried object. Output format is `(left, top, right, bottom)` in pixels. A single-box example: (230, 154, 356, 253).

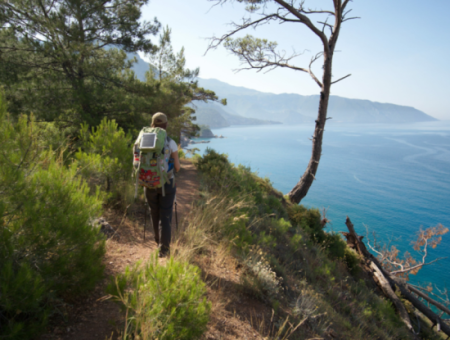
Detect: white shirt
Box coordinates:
(167, 139, 178, 154)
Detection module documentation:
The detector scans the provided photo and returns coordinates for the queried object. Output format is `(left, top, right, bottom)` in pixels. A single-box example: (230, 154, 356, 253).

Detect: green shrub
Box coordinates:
(178, 147, 186, 159)
(107, 254, 211, 340)
(287, 204, 324, 241)
(75, 118, 133, 206)
(0, 95, 105, 339)
(196, 148, 232, 188)
(343, 247, 361, 275)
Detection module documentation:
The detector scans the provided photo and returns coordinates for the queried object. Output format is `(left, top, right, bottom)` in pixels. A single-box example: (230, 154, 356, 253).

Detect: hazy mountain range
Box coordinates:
(130, 53, 436, 127)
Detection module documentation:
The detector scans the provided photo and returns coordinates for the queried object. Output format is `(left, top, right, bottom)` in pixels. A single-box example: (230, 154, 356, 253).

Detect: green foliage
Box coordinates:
(223, 34, 278, 70)
(0, 94, 105, 339)
(143, 27, 221, 140)
(194, 149, 414, 339)
(107, 254, 211, 340)
(1, 0, 160, 128)
(75, 118, 133, 205)
(178, 148, 186, 159)
(196, 148, 232, 186)
(287, 204, 323, 240)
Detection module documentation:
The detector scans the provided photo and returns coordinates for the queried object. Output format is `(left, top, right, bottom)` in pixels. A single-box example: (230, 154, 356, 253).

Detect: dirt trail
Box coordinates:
(40, 159, 273, 340)
(40, 159, 200, 340)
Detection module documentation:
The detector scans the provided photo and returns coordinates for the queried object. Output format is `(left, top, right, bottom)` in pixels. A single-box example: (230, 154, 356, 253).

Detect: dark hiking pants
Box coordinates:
(145, 179, 176, 255)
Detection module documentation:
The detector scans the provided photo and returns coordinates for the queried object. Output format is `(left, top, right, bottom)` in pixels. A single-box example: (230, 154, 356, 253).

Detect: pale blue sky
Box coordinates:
(141, 0, 450, 120)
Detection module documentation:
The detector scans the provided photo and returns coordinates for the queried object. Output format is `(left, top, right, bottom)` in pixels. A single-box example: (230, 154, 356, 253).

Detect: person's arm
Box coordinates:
(171, 151, 181, 172)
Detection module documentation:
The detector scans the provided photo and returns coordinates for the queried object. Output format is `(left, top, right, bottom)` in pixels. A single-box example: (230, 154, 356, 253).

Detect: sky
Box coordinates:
(140, 0, 450, 120)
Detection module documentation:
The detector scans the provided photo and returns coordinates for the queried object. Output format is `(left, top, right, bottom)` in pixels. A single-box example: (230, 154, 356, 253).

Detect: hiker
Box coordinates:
(135, 112, 180, 257)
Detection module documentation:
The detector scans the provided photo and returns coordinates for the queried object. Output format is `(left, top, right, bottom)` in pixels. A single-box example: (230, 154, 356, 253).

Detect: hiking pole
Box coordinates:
(143, 187, 149, 242)
(175, 194, 178, 231)
(143, 194, 146, 242)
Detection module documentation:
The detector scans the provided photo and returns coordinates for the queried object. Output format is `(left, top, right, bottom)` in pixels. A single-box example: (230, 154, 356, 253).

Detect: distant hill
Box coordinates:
(127, 54, 436, 125)
(197, 78, 437, 124)
(191, 101, 281, 128)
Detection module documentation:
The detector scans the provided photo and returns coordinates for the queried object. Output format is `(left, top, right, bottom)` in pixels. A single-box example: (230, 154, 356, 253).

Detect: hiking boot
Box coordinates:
(158, 245, 170, 258)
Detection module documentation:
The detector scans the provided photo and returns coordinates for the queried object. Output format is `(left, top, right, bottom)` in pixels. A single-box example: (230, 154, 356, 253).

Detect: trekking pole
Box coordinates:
(175, 195, 178, 231)
(143, 187, 148, 242)
(143, 196, 146, 242)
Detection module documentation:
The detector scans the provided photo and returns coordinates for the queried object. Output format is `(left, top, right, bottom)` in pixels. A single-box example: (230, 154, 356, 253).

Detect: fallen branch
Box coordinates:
(342, 216, 450, 337)
(392, 277, 450, 336)
(370, 261, 416, 335)
(406, 284, 450, 316)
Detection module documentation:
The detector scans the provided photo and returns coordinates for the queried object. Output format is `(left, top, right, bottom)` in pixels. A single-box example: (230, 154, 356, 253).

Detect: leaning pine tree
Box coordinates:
(207, 0, 358, 203)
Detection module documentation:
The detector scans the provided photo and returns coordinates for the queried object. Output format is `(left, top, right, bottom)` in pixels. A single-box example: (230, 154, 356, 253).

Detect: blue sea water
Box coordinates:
(190, 122, 450, 289)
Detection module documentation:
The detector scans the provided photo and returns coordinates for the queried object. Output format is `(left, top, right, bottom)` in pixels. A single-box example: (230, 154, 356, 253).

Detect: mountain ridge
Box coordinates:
(129, 53, 437, 125)
(197, 78, 437, 124)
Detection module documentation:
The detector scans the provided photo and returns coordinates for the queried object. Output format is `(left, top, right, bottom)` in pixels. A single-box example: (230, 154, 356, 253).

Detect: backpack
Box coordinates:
(133, 127, 174, 197)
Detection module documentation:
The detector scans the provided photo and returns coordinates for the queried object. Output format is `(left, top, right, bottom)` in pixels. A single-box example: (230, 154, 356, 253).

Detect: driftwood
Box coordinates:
(342, 216, 450, 338)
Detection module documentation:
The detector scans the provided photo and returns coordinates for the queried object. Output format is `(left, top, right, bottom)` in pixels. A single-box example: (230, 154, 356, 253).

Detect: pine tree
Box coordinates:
(0, 0, 160, 127)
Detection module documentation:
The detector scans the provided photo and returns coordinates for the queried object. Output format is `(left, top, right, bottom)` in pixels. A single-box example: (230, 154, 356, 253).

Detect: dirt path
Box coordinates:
(40, 159, 274, 340)
(40, 159, 200, 340)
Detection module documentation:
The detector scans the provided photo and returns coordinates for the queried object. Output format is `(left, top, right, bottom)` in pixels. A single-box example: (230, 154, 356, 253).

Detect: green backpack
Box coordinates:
(133, 127, 173, 197)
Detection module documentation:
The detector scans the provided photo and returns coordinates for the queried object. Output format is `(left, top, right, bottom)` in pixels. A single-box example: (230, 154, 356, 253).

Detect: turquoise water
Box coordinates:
(190, 122, 450, 289)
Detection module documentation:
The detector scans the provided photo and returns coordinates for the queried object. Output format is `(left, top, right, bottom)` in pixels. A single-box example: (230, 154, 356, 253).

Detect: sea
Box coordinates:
(189, 121, 450, 290)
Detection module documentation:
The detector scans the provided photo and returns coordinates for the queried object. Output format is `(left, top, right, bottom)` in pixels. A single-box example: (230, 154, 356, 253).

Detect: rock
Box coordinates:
(90, 217, 115, 238)
(199, 128, 215, 138)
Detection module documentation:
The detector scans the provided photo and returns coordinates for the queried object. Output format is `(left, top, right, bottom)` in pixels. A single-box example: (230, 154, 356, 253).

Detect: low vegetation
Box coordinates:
(0, 95, 106, 339)
(107, 253, 211, 340)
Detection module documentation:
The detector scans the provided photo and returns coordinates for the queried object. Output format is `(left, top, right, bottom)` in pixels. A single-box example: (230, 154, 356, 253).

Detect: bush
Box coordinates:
(196, 148, 232, 188)
(107, 254, 211, 340)
(0, 95, 105, 339)
(241, 248, 283, 302)
(75, 118, 133, 206)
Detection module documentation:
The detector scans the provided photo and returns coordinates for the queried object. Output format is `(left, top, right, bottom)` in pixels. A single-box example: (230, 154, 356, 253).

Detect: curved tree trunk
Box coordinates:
(287, 54, 333, 204)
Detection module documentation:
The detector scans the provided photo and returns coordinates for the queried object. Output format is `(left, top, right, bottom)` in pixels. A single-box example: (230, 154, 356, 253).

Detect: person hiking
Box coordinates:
(140, 112, 180, 257)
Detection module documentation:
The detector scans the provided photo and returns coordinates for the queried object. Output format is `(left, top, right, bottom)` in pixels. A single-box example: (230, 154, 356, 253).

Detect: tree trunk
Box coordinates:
(369, 261, 417, 337)
(342, 217, 450, 338)
(287, 54, 332, 204)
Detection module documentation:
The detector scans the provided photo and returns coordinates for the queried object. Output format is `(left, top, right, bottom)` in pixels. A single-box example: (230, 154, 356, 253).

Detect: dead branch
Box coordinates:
(273, 0, 328, 48)
(390, 257, 446, 275)
(342, 217, 450, 337)
(392, 276, 450, 336)
(407, 284, 450, 316)
(331, 73, 351, 84)
(366, 223, 448, 278)
(410, 284, 450, 310)
(370, 262, 417, 335)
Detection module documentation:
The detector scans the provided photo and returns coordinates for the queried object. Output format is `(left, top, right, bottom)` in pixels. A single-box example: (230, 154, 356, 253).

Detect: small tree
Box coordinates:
(145, 27, 225, 141)
(207, 0, 358, 203)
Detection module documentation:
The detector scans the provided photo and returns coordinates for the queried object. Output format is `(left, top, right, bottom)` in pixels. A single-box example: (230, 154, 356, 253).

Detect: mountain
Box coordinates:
(192, 105, 230, 128)
(197, 78, 437, 124)
(191, 101, 281, 128)
(127, 54, 436, 125)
